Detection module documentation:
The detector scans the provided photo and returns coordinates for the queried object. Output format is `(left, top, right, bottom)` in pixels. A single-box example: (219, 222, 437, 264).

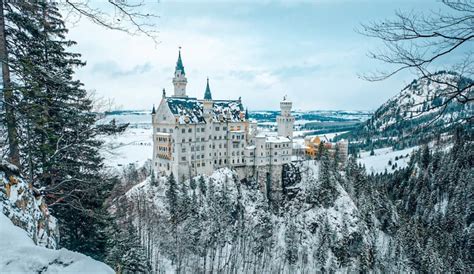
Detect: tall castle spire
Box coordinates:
(173, 47, 188, 97)
(175, 48, 185, 76)
(204, 77, 212, 100)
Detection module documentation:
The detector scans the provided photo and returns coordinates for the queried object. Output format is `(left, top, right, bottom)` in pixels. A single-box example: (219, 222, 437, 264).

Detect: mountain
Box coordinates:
(342, 71, 473, 149)
(110, 160, 411, 272)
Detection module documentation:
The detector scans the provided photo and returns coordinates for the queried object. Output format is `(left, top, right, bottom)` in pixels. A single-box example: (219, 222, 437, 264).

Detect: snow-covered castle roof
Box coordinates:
(166, 97, 245, 124)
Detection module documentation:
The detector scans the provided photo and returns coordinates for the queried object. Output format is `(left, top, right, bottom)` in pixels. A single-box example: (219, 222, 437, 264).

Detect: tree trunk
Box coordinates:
(0, 0, 19, 166)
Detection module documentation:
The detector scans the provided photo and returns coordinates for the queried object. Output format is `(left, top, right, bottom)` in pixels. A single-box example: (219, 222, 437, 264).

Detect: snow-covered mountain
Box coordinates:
(113, 163, 410, 272)
(366, 71, 472, 135)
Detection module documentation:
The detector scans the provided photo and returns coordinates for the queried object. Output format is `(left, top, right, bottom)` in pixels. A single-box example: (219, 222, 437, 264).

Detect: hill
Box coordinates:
(339, 71, 473, 150)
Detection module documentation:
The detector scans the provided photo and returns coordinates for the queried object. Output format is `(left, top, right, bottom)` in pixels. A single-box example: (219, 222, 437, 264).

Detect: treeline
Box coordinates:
(373, 129, 473, 271)
(0, 1, 122, 260)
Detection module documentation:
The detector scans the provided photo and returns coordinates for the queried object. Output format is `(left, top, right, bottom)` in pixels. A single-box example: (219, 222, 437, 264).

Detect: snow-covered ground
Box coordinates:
(358, 146, 419, 174)
(101, 126, 153, 168)
(0, 211, 113, 273)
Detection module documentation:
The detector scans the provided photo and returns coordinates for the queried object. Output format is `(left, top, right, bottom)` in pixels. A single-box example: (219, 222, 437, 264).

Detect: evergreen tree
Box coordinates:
(198, 175, 207, 196)
(121, 222, 152, 273)
(150, 170, 158, 187)
(5, 1, 116, 258)
(166, 172, 179, 222)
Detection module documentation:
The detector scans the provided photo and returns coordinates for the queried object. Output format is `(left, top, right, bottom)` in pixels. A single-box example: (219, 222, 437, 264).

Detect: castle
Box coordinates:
(152, 50, 294, 193)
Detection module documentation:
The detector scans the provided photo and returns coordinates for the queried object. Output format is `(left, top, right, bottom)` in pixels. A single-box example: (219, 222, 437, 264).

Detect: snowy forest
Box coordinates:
(0, 0, 473, 273)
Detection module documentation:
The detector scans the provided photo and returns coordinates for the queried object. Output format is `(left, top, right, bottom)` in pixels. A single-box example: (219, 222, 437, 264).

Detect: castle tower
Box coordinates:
(173, 48, 187, 97)
(277, 95, 295, 139)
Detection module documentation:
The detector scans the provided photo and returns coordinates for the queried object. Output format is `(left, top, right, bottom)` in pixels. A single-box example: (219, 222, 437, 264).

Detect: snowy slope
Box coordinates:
(1, 163, 58, 248)
(367, 71, 473, 133)
(121, 164, 410, 272)
(358, 146, 418, 174)
(101, 127, 153, 168)
(0, 212, 114, 274)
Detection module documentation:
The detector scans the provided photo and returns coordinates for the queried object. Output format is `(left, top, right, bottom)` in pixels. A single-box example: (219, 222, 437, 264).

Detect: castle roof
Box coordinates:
(166, 97, 245, 124)
(204, 78, 212, 100)
(175, 49, 185, 75)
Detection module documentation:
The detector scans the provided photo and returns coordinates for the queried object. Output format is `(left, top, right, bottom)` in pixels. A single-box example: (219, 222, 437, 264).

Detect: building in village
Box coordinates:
(304, 136, 349, 162)
(152, 50, 294, 194)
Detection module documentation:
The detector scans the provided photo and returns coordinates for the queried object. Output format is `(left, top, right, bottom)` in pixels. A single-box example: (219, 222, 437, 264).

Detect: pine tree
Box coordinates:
(166, 172, 179, 222)
(198, 175, 207, 196)
(150, 169, 158, 187)
(121, 222, 151, 273)
(4, 1, 116, 258)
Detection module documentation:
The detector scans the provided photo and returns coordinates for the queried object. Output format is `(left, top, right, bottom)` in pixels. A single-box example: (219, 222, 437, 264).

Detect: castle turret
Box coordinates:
(276, 95, 295, 139)
(173, 48, 187, 97)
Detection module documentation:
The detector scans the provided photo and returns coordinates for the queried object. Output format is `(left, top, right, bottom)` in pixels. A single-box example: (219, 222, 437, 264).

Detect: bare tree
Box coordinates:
(62, 0, 160, 43)
(359, 0, 473, 123)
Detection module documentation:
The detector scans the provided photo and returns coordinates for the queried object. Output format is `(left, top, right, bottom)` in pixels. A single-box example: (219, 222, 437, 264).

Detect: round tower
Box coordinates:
(277, 95, 295, 139)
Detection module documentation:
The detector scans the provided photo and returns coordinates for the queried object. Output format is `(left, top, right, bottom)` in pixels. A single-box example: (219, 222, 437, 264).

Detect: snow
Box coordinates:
(0, 211, 114, 274)
(101, 127, 153, 168)
(358, 146, 418, 174)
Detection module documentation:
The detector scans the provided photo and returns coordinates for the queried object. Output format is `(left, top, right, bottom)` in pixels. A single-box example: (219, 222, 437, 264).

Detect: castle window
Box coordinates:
(182, 148, 186, 152)
(182, 129, 185, 133)
(216, 127, 220, 131)
(202, 163, 206, 167)
(181, 156, 186, 161)
(223, 127, 227, 131)
(156, 128, 160, 132)
(188, 128, 192, 133)
(182, 139, 185, 143)
(189, 138, 192, 142)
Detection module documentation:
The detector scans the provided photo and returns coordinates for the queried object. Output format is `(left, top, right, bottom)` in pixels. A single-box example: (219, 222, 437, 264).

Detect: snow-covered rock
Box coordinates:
(0, 162, 58, 248)
(0, 211, 113, 273)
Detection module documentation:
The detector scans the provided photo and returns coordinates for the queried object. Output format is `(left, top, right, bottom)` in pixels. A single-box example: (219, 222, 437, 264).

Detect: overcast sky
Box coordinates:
(66, 0, 448, 111)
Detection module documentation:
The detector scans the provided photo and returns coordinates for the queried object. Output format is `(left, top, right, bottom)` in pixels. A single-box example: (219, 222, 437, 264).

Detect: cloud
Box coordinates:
(91, 61, 153, 77)
(64, 1, 442, 111)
